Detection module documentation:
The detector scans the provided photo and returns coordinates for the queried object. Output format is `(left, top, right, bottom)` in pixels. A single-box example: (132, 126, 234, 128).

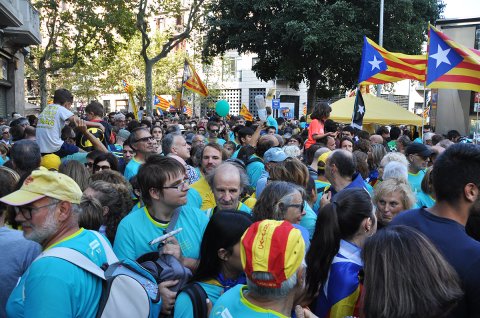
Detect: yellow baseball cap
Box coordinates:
(0, 168, 82, 206)
(241, 220, 305, 288)
(317, 151, 332, 170)
(41, 154, 61, 171)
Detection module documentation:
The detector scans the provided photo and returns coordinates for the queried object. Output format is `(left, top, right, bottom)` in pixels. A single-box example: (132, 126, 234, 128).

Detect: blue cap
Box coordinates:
(263, 147, 287, 163)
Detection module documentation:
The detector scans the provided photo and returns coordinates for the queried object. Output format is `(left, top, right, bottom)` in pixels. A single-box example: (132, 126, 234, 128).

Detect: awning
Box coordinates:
(330, 94, 423, 126)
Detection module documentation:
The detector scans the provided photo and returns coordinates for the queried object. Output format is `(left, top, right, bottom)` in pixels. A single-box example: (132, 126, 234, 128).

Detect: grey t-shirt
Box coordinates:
(0, 227, 41, 317)
(36, 104, 74, 153)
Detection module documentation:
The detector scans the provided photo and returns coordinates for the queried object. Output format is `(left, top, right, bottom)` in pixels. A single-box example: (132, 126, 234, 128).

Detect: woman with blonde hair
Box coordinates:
(373, 178, 415, 229)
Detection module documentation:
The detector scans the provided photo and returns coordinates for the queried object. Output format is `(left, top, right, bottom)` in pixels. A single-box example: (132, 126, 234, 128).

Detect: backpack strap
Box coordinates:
(90, 231, 119, 264)
(37, 247, 106, 280)
(165, 207, 181, 234)
(178, 283, 208, 318)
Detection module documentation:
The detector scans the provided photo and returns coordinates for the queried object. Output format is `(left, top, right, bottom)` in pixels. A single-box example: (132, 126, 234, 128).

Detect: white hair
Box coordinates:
(383, 161, 408, 182)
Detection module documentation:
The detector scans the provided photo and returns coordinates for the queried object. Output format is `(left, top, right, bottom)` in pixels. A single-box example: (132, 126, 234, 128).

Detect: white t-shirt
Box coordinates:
(36, 104, 73, 153)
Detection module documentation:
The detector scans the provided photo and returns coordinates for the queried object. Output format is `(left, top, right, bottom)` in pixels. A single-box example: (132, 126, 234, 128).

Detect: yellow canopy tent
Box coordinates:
(329, 94, 422, 126)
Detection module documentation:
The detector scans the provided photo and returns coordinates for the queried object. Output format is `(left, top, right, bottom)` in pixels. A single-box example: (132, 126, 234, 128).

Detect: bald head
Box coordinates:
(370, 134, 384, 145)
(208, 162, 248, 210)
(256, 134, 279, 158)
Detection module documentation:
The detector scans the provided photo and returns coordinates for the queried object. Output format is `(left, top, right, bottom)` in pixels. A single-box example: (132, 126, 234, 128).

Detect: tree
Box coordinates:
(203, 0, 443, 111)
(28, 0, 136, 108)
(136, 0, 206, 113)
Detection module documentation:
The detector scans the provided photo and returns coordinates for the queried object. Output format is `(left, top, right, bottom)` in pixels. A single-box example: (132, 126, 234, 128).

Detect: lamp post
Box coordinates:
(377, 0, 384, 97)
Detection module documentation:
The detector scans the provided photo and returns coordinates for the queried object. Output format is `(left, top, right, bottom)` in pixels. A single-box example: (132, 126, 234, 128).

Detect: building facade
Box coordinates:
(0, 0, 41, 120)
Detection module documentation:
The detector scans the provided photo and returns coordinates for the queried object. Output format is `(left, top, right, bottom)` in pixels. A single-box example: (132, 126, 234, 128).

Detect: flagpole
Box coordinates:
(421, 82, 426, 142)
(377, 0, 384, 97)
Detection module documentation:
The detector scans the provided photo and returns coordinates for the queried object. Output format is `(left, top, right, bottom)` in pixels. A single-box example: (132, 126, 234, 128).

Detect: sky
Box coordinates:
(442, 0, 480, 19)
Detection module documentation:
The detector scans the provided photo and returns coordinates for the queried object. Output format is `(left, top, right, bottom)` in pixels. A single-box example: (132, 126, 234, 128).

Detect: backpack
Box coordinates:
(176, 283, 208, 318)
(36, 231, 161, 318)
(137, 208, 192, 292)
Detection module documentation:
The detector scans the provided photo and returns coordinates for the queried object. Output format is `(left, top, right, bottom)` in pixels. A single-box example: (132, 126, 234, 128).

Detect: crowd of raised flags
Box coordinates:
(359, 24, 480, 92)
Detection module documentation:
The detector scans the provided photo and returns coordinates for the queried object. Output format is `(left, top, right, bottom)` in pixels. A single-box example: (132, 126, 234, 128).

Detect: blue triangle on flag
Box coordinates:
(427, 29, 463, 85)
(154, 95, 160, 105)
(358, 36, 387, 83)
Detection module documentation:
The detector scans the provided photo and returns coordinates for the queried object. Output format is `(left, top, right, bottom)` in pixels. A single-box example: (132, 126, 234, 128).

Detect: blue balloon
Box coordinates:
(215, 100, 230, 117)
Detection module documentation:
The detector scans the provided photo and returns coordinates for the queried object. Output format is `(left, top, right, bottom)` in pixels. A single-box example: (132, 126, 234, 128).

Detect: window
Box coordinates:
(222, 57, 236, 82)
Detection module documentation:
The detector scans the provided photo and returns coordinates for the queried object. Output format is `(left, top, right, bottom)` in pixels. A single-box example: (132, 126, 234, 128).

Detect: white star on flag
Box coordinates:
(430, 45, 451, 68)
(369, 55, 383, 71)
(357, 105, 365, 115)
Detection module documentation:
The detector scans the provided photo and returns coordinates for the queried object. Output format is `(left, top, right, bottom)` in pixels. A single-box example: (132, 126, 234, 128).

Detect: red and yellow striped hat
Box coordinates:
(241, 220, 305, 288)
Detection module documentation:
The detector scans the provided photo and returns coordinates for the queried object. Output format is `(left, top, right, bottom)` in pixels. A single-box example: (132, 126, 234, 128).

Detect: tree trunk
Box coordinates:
(39, 66, 48, 110)
(145, 60, 153, 115)
(307, 74, 319, 114)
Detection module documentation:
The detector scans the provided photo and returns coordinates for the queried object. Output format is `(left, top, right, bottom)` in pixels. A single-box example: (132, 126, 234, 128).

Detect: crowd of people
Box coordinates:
(0, 87, 479, 318)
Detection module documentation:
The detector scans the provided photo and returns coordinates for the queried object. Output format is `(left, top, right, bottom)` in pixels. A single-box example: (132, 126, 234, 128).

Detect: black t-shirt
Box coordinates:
(391, 208, 480, 318)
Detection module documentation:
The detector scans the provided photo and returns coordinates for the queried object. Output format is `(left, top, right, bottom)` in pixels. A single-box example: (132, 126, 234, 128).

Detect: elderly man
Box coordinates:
(204, 162, 251, 217)
(1, 169, 110, 317)
(211, 220, 306, 317)
(163, 132, 199, 184)
(324, 149, 370, 199)
(187, 143, 226, 210)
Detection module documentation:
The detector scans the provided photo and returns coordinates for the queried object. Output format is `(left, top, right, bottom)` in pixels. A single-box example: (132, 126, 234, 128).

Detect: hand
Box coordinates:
(295, 305, 319, 318)
(320, 191, 331, 209)
(159, 279, 179, 315)
(161, 236, 182, 261)
(75, 118, 88, 134)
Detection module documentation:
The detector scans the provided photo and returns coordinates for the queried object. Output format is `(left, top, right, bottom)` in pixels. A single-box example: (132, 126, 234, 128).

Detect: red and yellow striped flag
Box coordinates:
(154, 95, 170, 111)
(182, 60, 209, 97)
(359, 36, 426, 85)
(184, 105, 193, 117)
(426, 24, 480, 92)
(239, 104, 253, 121)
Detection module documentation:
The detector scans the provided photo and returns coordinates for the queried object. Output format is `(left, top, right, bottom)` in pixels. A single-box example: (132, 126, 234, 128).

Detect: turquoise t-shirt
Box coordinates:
(364, 182, 374, 196)
(266, 115, 278, 133)
(415, 191, 436, 208)
(300, 202, 317, 240)
(0, 155, 8, 166)
(313, 180, 330, 213)
(187, 188, 203, 209)
(113, 206, 208, 260)
(210, 284, 288, 318)
(174, 281, 223, 317)
(6, 229, 108, 318)
(408, 170, 426, 194)
(246, 155, 265, 189)
(61, 152, 88, 164)
(203, 202, 252, 218)
(209, 138, 226, 146)
(124, 157, 142, 181)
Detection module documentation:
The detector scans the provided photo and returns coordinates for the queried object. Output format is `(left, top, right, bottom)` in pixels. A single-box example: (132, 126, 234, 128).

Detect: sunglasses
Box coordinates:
(85, 162, 94, 168)
(135, 136, 154, 143)
(14, 201, 58, 220)
(209, 129, 219, 133)
(94, 164, 110, 171)
(286, 202, 305, 212)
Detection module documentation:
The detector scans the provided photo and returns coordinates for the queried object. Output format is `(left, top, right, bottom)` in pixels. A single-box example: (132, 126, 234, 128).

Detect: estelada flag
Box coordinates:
(240, 104, 254, 121)
(426, 24, 480, 92)
(154, 95, 170, 111)
(351, 87, 365, 130)
(183, 59, 209, 97)
(358, 36, 426, 85)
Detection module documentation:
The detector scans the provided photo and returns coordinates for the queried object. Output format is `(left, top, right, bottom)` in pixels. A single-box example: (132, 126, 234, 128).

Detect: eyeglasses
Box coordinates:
(135, 136, 154, 143)
(160, 179, 189, 191)
(286, 202, 305, 212)
(94, 164, 111, 171)
(209, 129, 219, 133)
(414, 155, 430, 161)
(14, 201, 58, 220)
